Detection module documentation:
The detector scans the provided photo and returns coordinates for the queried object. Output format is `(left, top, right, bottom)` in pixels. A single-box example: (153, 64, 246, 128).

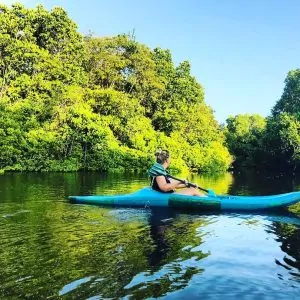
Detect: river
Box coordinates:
(0, 171, 299, 299)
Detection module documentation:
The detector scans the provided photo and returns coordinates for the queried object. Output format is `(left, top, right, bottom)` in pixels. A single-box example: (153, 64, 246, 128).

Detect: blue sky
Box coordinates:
(3, 0, 300, 122)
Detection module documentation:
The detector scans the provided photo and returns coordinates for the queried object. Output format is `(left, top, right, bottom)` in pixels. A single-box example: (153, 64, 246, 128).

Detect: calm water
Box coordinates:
(0, 171, 299, 299)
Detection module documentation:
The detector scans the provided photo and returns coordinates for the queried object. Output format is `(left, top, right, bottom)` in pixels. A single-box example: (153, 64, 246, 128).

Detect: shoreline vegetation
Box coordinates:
(0, 3, 230, 174)
(0, 4, 299, 179)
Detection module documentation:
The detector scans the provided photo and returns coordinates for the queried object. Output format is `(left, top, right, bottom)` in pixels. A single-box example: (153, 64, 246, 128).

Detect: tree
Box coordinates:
(264, 113, 300, 171)
(272, 69, 300, 116)
(265, 69, 300, 171)
(225, 114, 266, 167)
(0, 3, 231, 174)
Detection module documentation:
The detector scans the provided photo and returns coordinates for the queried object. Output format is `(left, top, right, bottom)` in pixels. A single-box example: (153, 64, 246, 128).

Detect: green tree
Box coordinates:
(0, 3, 231, 174)
(263, 113, 300, 171)
(225, 114, 266, 167)
(264, 69, 300, 171)
(272, 69, 300, 116)
(83, 35, 164, 108)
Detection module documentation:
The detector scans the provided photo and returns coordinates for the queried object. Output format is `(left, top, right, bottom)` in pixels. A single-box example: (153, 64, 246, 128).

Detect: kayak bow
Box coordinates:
(69, 187, 300, 211)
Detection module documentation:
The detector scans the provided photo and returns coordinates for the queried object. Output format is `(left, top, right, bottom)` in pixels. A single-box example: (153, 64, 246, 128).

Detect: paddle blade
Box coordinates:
(207, 189, 216, 197)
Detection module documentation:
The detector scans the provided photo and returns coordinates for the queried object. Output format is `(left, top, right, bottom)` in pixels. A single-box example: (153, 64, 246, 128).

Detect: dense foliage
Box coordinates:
(0, 3, 231, 173)
(225, 114, 266, 168)
(225, 71, 300, 172)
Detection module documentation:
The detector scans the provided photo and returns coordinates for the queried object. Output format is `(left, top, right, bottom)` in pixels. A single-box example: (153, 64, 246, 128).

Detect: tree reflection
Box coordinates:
(265, 219, 300, 282)
(122, 208, 210, 299)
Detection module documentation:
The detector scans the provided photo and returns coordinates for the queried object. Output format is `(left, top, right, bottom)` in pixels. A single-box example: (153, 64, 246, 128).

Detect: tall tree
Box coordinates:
(0, 3, 231, 173)
(225, 114, 266, 167)
(272, 69, 300, 116)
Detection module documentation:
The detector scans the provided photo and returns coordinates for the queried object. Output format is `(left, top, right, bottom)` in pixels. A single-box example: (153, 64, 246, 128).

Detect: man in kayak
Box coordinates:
(150, 149, 205, 196)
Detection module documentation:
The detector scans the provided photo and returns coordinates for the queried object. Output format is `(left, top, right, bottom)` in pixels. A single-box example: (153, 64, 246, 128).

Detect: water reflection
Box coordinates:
(147, 208, 210, 268)
(0, 172, 300, 299)
(121, 208, 210, 299)
(190, 172, 234, 195)
(227, 169, 300, 195)
(265, 220, 300, 282)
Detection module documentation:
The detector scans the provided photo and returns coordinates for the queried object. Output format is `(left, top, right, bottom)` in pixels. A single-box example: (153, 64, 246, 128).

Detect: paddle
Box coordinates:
(148, 162, 216, 196)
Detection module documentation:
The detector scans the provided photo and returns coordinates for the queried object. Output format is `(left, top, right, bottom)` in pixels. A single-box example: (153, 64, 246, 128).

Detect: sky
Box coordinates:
(2, 0, 300, 122)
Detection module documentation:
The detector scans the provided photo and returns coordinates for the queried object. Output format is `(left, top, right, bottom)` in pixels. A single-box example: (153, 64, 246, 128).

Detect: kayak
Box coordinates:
(68, 187, 300, 211)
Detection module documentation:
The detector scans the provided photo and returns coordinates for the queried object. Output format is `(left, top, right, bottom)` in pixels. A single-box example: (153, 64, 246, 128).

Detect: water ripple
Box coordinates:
(0, 172, 299, 299)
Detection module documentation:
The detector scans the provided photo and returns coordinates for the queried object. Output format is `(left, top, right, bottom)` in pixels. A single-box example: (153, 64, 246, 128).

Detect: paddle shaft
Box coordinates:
(166, 174, 209, 193)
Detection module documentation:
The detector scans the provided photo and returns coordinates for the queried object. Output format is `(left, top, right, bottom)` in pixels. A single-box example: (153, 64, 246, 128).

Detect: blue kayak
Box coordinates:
(69, 187, 300, 211)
